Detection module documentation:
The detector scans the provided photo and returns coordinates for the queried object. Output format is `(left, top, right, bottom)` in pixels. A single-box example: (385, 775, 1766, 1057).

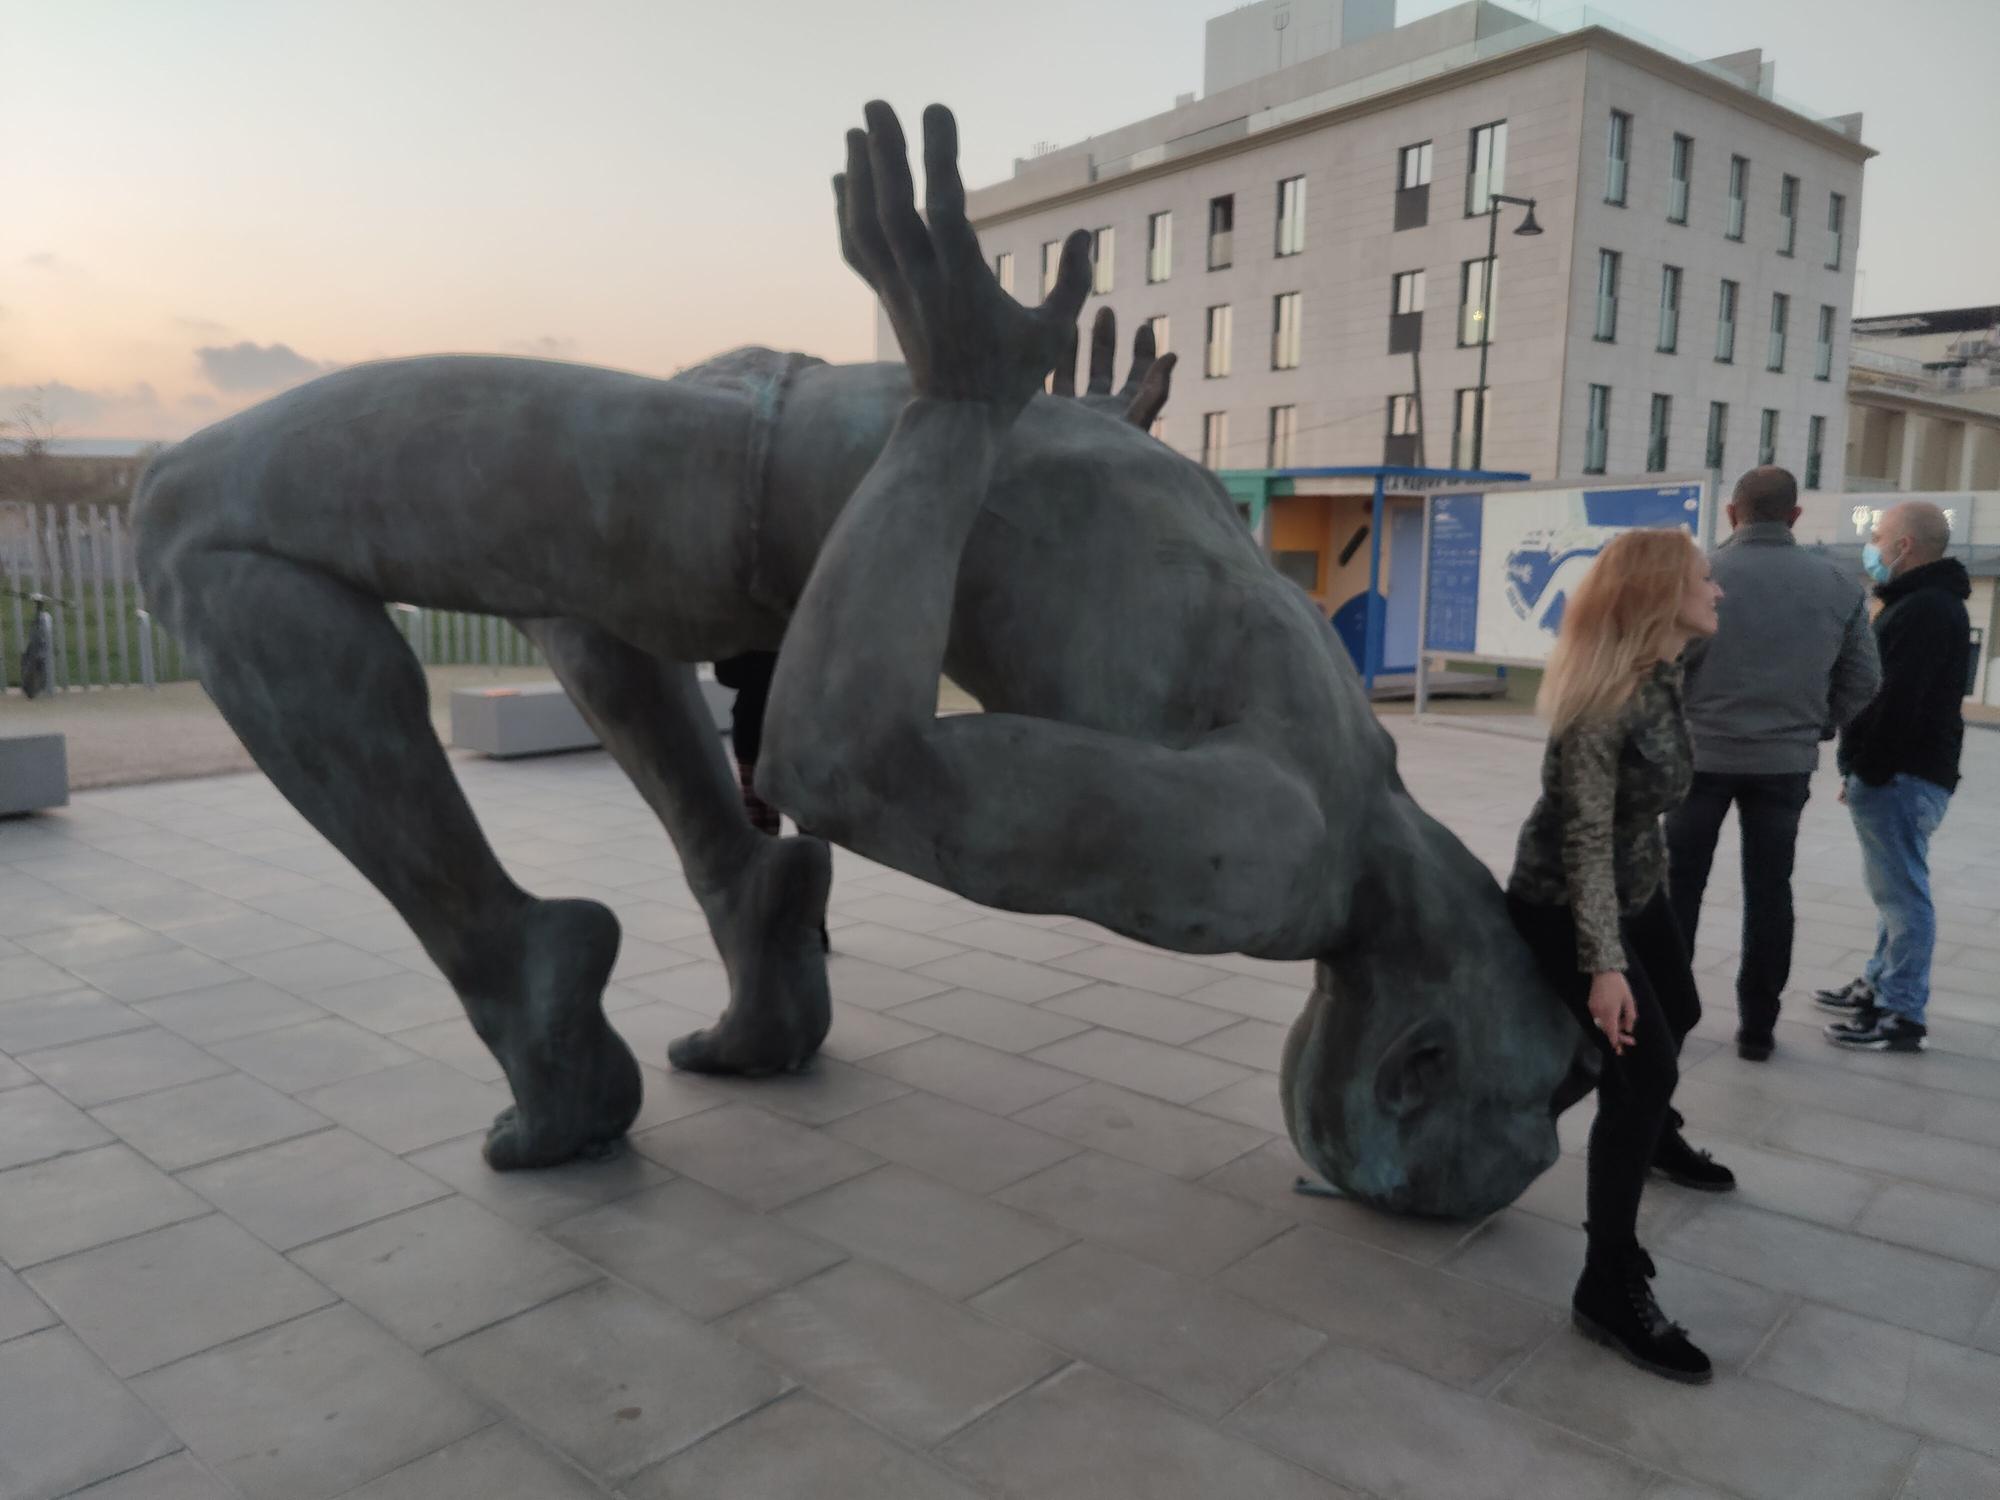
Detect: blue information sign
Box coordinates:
(1423, 494, 1483, 654)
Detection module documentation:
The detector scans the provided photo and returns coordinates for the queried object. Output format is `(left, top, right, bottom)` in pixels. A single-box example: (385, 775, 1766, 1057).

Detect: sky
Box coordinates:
(3, 0, 1995, 440)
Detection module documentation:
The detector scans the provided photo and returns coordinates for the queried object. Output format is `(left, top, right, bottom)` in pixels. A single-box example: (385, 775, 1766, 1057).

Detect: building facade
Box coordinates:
(882, 3, 1870, 495)
(1846, 305, 2000, 493)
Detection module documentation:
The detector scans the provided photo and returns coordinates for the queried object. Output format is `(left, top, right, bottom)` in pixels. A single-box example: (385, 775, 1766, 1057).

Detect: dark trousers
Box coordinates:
(1664, 771, 1813, 1042)
(1507, 892, 1702, 1257)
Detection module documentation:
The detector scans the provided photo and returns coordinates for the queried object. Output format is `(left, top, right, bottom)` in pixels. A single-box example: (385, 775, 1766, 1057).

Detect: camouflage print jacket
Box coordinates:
(1508, 661, 1694, 973)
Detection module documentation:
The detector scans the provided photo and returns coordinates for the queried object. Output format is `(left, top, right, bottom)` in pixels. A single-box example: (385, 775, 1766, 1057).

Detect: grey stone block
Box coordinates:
(0, 733, 67, 815)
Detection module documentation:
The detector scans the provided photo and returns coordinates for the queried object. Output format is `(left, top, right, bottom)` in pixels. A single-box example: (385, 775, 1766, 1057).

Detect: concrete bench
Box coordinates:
(0, 732, 68, 815)
(450, 676, 735, 759)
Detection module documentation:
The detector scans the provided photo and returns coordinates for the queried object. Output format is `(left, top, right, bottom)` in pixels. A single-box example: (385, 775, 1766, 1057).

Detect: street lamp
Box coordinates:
(1470, 192, 1542, 471)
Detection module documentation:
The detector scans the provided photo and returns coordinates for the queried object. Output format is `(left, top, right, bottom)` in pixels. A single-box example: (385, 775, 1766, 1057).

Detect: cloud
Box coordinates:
(505, 335, 578, 359)
(195, 341, 336, 393)
(175, 316, 231, 337)
(0, 381, 161, 430)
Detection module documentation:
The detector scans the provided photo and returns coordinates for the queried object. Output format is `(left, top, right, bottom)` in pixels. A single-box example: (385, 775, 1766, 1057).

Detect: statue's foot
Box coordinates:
(477, 898, 643, 1171)
(668, 836, 831, 1077)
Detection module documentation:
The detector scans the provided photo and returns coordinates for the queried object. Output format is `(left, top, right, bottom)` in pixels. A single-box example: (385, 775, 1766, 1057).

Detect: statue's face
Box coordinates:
(1281, 898, 1591, 1220)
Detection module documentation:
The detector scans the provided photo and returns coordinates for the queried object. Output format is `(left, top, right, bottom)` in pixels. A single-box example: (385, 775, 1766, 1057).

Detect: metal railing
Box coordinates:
(1, 500, 539, 693)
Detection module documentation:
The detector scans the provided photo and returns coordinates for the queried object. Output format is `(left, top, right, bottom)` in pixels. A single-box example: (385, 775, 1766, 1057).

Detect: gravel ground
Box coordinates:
(2, 667, 552, 790)
(6, 669, 988, 791)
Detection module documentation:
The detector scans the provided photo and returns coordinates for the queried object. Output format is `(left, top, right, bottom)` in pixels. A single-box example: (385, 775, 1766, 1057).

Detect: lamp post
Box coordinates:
(1471, 192, 1542, 471)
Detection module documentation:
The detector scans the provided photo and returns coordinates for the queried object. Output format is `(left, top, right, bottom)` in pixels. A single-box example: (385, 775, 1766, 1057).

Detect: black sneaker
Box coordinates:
(1814, 978, 1875, 1014)
(1572, 1243, 1712, 1384)
(1736, 1030, 1774, 1062)
(1825, 1009, 1927, 1052)
(1652, 1129, 1737, 1191)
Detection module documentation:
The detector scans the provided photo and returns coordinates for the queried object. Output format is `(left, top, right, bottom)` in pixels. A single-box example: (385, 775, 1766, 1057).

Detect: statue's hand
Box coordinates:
(1059, 307, 1177, 430)
(836, 102, 1087, 415)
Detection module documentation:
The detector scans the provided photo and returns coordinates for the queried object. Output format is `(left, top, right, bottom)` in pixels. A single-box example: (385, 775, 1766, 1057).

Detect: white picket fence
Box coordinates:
(1, 501, 539, 693)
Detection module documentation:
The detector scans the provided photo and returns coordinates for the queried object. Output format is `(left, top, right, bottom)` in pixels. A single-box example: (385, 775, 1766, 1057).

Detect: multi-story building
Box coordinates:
(1847, 304, 2000, 492)
(887, 0, 1870, 496)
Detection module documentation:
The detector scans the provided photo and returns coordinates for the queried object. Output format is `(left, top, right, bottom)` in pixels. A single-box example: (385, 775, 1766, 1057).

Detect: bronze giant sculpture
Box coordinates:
(136, 104, 1589, 1218)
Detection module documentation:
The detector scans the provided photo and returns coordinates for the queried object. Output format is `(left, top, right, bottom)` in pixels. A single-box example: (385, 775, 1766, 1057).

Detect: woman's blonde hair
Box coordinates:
(1537, 527, 1700, 736)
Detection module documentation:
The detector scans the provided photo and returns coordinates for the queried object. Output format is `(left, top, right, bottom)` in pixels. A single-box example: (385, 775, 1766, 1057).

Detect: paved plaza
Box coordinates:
(2, 716, 1997, 1500)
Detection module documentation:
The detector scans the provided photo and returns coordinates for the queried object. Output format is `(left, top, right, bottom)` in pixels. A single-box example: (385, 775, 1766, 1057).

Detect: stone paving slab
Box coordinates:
(0, 720, 1995, 1497)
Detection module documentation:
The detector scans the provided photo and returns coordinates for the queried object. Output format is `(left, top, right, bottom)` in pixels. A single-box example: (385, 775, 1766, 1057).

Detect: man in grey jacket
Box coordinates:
(1667, 467, 1881, 1061)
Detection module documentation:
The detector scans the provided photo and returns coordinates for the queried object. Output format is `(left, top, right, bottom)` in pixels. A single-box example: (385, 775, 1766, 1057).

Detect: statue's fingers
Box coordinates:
(1039, 228, 1092, 334)
(862, 100, 935, 278)
(920, 104, 983, 274)
(1129, 351, 1176, 429)
(842, 132, 898, 292)
(1119, 323, 1157, 400)
(1051, 320, 1078, 397)
(1087, 307, 1117, 395)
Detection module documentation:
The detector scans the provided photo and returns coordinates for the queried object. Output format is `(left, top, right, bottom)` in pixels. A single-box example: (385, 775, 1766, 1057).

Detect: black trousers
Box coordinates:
(1508, 891, 1702, 1257)
(1664, 770, 1813, 1042)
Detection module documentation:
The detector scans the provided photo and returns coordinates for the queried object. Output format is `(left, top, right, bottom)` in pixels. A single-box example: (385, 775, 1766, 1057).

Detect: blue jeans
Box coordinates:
(1847, 774, 1952, 1025)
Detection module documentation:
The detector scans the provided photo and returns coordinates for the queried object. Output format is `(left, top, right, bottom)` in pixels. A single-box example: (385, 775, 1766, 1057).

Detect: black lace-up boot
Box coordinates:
(1652, 1128, 1736, 1191)
(1572, 1240, 1713, 1384)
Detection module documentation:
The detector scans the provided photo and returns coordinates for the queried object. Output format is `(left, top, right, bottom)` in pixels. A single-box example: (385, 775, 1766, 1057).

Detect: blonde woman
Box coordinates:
(1507, 527, 1727, 1383)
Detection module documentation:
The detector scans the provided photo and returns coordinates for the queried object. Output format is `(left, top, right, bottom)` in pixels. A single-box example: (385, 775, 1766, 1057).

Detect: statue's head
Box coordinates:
(1281, 810, 1593, 1219)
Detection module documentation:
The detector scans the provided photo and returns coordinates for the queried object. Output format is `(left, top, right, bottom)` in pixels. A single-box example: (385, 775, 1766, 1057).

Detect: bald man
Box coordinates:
(1818, 501, 1974, 1052)
(1668, 466, 1879, 1065)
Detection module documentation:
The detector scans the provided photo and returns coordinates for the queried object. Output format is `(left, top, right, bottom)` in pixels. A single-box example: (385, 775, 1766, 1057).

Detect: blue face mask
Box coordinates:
(1861, 541, 1898, 585)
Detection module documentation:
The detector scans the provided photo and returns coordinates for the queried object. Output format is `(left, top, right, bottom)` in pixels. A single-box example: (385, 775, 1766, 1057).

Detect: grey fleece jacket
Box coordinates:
(1681, 521, 1881, 775)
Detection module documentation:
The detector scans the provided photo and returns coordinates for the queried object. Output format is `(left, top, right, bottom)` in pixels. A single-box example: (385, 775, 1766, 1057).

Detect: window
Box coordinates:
(1806, 414, 1826, 489)
(1716, 278, 1739, 362)
(1268, 405, 1297, 468)
(1459, 257, 1497, 345)
(1827, 192, 1846, 269)
(1768, 292, 1789, 372)
(1647, 394, 1671, 472)
(1146, 314, 1169, 354)
(1585, 385, 1611, 474)
(993, 251, 1014, 294)
(1594, 249, 1621, 342)
(1386, 393, 1421, 464)
(1759, 408, 1779, 466)
(1727, 155, 1748, 240)
(1815, 305, 1837, 381)
(1779, 174, 1799, 255)
(1207, 195, 1234, 270)
(1658, 266, 1682, 353)
(1271, 292, 1302, 369)
(1606, 110, 1631, 205)
(1452, 388, 1484, 469)
(1205, 304, 1232, 377)
(1091, 227, 1115, 294)
(1041, 241, 1061, 296)
(1669, 134, 1693, 224)
(1706, 401, 1728, 470)
(1274, 551, 1319, 592)
(1396, 141, 1432, 230)
(1466, 121, 1508, 215)
(1202, 412, 1229, 469)
(1147, 212, 1172, 283)
(1275, 176, 1307, 257)
(1400, 141, 1433, 189)
(1390, 271, 1424, 353)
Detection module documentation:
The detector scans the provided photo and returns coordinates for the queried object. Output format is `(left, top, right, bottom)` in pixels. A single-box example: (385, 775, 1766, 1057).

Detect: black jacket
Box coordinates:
(1837, 559, 1974, 792)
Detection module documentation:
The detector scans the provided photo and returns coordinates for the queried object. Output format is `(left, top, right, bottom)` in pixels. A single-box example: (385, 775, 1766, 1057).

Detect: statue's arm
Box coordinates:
(758, 104, 1323, 954)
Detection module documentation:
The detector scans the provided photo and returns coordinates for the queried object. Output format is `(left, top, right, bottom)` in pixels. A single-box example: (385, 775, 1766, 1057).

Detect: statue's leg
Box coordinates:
(524, 621, 832, 1076)
(148, 549, 641, 1169)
